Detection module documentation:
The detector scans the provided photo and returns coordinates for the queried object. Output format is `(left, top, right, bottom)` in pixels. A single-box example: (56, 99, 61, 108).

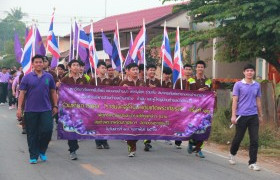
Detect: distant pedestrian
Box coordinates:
(0, 67, 10, 105)
(17, 55, 58, 164)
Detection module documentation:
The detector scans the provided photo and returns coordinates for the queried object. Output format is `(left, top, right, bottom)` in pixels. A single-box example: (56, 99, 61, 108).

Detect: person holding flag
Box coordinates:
(89, 61, 112, 149)
(174, 64, 194, 149)
(143, 64, 161, 152)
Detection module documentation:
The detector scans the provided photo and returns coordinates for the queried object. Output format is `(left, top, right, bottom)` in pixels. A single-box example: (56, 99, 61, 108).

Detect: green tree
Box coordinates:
(0, 7, 26, 53)
(159, 0, 280, 72)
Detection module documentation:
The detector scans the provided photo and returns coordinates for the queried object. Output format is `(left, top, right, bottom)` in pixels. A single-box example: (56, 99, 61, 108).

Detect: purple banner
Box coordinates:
(58, 84, 215, 140)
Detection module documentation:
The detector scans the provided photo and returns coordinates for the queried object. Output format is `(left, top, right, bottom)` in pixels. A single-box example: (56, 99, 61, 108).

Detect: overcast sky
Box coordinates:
(0, 0, 182, 36)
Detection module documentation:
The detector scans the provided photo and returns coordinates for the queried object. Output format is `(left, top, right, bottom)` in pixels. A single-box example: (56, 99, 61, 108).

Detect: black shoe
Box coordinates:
(147, 144, 152, 149)
(96, 145, 103, 149)
(22, 128, 26, 134)
(103, 143, 110, 149)
(144, 144, 150, 151)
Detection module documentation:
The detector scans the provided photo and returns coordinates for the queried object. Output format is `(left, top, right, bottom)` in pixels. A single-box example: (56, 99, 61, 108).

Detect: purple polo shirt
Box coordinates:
(0, 72, 10, 83)
(232, 79, 261, 116)
(19, 71, 55, 112)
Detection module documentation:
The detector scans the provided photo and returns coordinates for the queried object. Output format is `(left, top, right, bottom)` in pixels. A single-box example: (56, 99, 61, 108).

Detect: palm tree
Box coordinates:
(4, 7, 27, 22)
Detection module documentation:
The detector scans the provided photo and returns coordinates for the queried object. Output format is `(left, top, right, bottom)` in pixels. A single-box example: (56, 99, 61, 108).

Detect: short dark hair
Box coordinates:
(87, 68, 94, 74)
(183, 64, 192, 69)
(106, 64, 113, 69)
(163, 67, 172, 75)
(32, 54, 44, 63)
(146, 64, 157, 70)
(10, 70, 16, 75)
(126, 63, 138, 70)
(138, 64, 144, 71)
(68, 60, 80, 67)
(243, 64, 255, 71)
(195, 60, 206, 68)
(78, 60, 85, 67)
(97, 61, 106, 68)
(57, 64, 65, 70)
(2, 67, 7, 69)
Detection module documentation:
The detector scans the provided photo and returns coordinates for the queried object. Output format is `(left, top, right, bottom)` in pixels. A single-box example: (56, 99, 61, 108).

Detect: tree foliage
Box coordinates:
(159, 0, 280, 72)
(0, 7, 26, 68)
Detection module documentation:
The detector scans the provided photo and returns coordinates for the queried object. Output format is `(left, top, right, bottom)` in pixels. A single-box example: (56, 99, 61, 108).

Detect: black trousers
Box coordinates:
(230, 115, 259, 165)
(95, 140, 108, 146)
(0, 83, 8, 103)
(68, 140, 79, 153)
(25, 111, 53, 159)
(8, 89, 16, 106)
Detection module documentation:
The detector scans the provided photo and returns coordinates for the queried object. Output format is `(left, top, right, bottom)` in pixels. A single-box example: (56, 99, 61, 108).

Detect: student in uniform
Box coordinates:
(61, 60, 88, 160)
(143, 64, 161, 151)
(119, 63, 146, 157)
(90, 61, 112, 149)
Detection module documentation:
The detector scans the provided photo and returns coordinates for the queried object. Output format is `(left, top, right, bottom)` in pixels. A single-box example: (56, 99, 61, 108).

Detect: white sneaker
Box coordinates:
(229, 154, 236, 165)
(8, 106, 13, 110)
(0, 103, 4, 106)
(128, 152, 135, 157)
(248, 163, 261, 171)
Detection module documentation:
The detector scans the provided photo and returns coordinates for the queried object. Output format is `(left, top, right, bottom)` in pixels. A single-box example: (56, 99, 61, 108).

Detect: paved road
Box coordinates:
(0, 105, 279, 180)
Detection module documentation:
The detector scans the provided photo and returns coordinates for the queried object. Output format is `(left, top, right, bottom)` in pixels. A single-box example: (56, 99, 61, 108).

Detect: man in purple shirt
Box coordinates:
(16, 55, 58, 164)
(229, 64, 263, 171)
(0, 67, 10, 105)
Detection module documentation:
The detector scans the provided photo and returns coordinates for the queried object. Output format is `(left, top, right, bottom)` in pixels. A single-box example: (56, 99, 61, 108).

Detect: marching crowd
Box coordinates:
(1, 54, 262, 171)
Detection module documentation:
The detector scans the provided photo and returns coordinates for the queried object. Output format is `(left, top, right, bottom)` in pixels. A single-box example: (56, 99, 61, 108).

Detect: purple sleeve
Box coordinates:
(12, 76, 19, 88)
(19, 76, 28, 91)
(49, 75, 56, 90)
(257, 83, 261, 97)
(232, 82, 240, 96)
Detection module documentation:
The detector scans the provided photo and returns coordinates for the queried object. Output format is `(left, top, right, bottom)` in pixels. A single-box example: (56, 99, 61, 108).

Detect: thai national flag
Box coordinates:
(161, 23, 173, 69)
(111, 26, 123, 71)
(21, 27, 34, 74)
(129, 24, 145, 64)
(47, 32, 60, 59)
(88, 23, 99, 69)
(46, 11, 60, 68)
(47, 11, 54, 42)
(79, 27, 89, 48)
(172, 26, 183, 88)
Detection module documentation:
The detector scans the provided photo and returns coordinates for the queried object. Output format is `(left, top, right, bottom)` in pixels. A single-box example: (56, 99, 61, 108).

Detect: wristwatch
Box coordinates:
(53, 105, 58, 109)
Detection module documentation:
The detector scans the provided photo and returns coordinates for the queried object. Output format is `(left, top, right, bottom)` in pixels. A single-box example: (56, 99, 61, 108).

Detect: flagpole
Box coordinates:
(57, 35, 60, 76)
(90, 21, 97, 86)
(101, 29, 107, 62)
(143, 19, 146, 83)
(69, 18, 72, 61)
(76, 22, 80, 60)
(72, 18, 76, 58)
(116, 21, 124, 80)
(160, 21, 166, 86)
(123, 31, 133, 69)
(177, 26, 183, 90)
(32, 20, 36, 57)
(46, 8, 55, 56)
(89, 20, 95, 82)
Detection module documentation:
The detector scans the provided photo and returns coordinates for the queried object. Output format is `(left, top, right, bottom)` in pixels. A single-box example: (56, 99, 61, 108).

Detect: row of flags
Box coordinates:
(13, 10, 183, 88)
(14, 10, 60, 74)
